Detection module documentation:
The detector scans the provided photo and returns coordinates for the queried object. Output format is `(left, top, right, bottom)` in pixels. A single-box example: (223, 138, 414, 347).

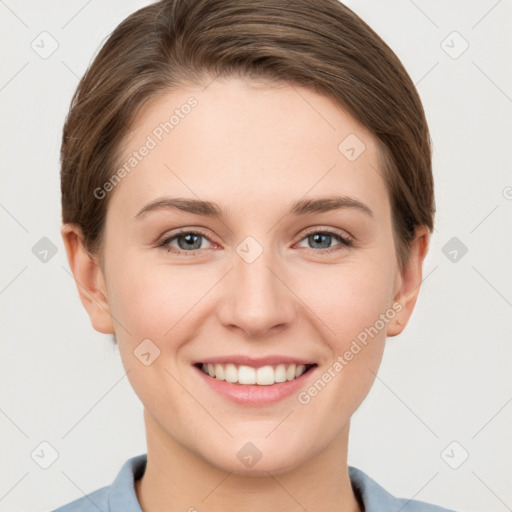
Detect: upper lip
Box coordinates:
(193, 355, 317, 367)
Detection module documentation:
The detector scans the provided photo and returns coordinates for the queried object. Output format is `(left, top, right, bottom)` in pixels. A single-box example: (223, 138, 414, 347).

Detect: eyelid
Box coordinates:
(297, 226, 353, 243)
(157, 228, 216, 254)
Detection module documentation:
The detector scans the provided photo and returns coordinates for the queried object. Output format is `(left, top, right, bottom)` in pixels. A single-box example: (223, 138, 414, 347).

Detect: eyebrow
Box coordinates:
(134, 195, 373, 220)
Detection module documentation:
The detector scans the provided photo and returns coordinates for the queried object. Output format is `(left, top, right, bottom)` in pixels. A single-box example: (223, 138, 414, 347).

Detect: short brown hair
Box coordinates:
(61, 0, 434, 271)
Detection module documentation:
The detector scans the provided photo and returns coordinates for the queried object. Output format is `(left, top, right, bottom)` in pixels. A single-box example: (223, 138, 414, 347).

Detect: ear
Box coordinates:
(387, 226, 430, 337)
(61, 224, 115, 334)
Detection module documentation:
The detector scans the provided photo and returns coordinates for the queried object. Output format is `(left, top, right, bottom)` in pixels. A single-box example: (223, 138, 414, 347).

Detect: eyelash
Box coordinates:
(157, 228, 354, 257)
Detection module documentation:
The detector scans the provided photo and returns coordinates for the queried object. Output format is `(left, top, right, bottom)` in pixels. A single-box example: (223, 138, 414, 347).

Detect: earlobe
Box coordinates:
(61, 224, 115, 334)
(387, 226, 430, 337)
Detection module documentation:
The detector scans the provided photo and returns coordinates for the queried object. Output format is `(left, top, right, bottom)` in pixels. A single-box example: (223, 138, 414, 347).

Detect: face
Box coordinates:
(68, 77, 422, 476)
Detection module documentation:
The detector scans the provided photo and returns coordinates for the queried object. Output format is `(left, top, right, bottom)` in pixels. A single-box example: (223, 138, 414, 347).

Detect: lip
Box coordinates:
(193, 355, 316, 367)
(192, 362, 318, 406)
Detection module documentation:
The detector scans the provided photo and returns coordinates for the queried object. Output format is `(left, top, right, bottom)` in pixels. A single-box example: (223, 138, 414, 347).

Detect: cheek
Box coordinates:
(106, 253, 207, 340)
(107, 258, 197, 411)
(297, 260, 395, 402)
(291, 280, 390, 432)
(299, 259, 395, 345)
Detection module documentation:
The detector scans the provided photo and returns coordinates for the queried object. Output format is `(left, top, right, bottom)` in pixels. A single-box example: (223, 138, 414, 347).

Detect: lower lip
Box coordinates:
(193, 365, 317, 406)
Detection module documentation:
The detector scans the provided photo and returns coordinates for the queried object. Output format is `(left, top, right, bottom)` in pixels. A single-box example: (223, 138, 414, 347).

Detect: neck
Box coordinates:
(135, 409, 361, 512)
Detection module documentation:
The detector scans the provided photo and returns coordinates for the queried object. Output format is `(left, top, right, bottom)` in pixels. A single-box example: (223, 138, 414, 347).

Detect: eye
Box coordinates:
(295, 228, 353, 253)
(158, 229, 214, 256)
(157, 227, 353, 257)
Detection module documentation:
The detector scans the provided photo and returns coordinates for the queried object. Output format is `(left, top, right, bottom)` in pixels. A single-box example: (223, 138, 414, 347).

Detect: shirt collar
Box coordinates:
(108, 453, 146, 512)
(349, 465, 401, 510)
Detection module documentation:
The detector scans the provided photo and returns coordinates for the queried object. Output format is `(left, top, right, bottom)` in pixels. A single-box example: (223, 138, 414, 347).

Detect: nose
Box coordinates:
(216, 245, 297, 338)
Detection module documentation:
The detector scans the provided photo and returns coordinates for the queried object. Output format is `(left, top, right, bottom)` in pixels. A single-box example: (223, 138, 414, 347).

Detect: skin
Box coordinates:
(62, 77, 429, 512)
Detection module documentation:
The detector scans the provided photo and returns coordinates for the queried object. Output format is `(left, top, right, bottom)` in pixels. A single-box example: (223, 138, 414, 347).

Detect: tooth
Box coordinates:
(286, 364, 296, 381)
(225, 363, 238, 383)
(256, 365, 275, 385)
(295, 364, 306, 378)
(238, 365, 256, 384)
(274, 364, 287, 383)
(200, 361, 312, 384)
(215, 364, 225, 381)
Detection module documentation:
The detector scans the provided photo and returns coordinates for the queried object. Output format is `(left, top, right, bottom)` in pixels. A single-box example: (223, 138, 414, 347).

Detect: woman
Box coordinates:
(54, 0, 458, 510)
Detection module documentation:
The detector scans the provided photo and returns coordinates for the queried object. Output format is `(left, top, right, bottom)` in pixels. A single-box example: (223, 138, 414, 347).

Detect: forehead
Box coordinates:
(109, 77, 389, 220)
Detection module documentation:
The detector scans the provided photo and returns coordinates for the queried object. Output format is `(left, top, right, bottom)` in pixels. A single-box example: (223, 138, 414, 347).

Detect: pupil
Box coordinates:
(179, 233, 201, 250)
(311, 233, 330, 249)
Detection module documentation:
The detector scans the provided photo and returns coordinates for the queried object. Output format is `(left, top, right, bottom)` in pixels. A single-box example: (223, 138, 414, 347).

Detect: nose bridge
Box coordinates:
(217, 235, 295, 337)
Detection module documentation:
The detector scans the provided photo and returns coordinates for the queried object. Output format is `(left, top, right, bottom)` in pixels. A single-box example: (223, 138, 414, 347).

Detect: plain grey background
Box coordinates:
(1, 1, 511, 511)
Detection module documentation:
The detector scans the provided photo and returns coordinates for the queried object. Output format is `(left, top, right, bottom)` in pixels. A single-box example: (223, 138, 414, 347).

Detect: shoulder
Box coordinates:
(349, 466, 460, 512)
(51, 486, 110, 512)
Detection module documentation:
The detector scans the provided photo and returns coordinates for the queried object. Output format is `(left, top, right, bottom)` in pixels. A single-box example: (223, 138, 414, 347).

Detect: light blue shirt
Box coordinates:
(51, 453, 458, 511)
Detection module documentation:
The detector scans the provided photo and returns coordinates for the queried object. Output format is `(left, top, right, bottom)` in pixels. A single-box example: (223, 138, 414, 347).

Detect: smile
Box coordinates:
(195, 362, 317, 386)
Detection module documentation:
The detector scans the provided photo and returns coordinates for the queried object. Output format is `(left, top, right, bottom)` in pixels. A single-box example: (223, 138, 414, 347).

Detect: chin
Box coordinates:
(217, 454, 303, 477)
(197, 438, 309, 477)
